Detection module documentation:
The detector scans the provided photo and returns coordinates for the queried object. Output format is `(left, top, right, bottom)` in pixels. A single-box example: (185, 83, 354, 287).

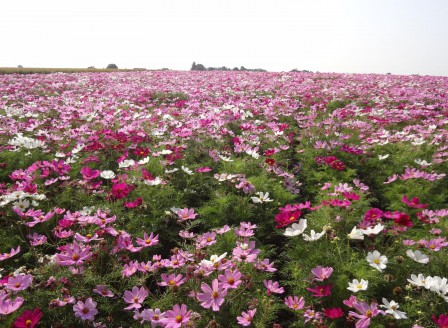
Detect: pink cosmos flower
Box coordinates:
(195, 167, 212, 173)
(122, 261, 139, 277)
(232, 241, 260, 263)
(254, 259, 277, 272)
(237, 309, 256, 326)
(423, 237, 448, 251)
(4, 274, 33, 292)
(139, 308, 166, 327)
(123, 286, 148, 310)
(218, 269, 242, 289)
(284, 295, 305, 310)
(0, 290, 24, 315)
(176, 208, 197, 221)
(93, 285, 114, 298)
(136, 232, 159, 247)
(73, 298, 98, 321)
(160, 304, 191, 328)
(27, 233, 47, 246)
(348, 301, 383, 328)
(55, 241, 92, 266)
(196, 232, 217, 248)
(158, 274, 187, 288)
(0, 246, 20, 261)
(196, 279, 228, 311)
(311, 266, 333, 281)
(263, 280, 284, 295)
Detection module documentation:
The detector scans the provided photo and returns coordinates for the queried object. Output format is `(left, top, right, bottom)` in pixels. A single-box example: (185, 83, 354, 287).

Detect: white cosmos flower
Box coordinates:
(100, 170, 116, 179)
(380, 298, 407, 319)
(144, 177, 162, 186)
(218, 155, 234, 162)
(12, 199, 30, 211)
(302, 229, 325, 241)
(138, 157, 150, 165)
(361, 223, 384, 236)
(347, 279, 369, 293)
(118, 159, 135, 168)
(160, 149, 172, 155)
(366, 250, 388, 272)
(284, 219, 307, 237)
(200, 253, 227, 266)
(55, 152, 66, 158)
(406, 249, 429, 264)
(245, 149, 260, 159)
(378, 154, 389, 160)
(429, 276, 448, 296)
(165, 168, 179, 174)
(407, 274, 433, 289)
(347, 226, 364, 240)
(251, 192, 273, 203)
(181, 166, 193, 175)
(414, 159, 431, 167)
(64, 156, 77, 164)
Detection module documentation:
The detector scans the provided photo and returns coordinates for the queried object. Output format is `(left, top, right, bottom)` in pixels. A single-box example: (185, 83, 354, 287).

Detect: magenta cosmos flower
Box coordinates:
(196, 279, 228, 311)
(160, 304, 191, 328)
(13, 308, 43, 328)
(73, 298, 98, 321)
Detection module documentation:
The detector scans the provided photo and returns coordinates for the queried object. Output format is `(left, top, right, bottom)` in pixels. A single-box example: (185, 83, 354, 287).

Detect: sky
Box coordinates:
(1, 0, 448, 76)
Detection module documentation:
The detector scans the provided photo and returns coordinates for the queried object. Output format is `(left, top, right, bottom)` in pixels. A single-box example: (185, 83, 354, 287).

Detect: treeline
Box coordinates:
(190, 62, 267, 72)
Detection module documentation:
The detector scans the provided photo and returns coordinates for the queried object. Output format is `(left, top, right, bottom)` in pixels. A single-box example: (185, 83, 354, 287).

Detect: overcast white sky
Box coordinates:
(1, 0, 448, 75)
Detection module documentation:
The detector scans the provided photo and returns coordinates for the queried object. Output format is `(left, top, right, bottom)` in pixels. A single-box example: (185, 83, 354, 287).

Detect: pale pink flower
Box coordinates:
(136, 232, 159, 247)
(160, 304, 191, 328)
(123, 286, 148, 310)
(237, 308, 256, 326)
(196, 279, 227, 311)
(311, 266, 333, 281)
(73, 298, 98, 321)
(284, 295, 305, 310)
(93, 285, 114, 298)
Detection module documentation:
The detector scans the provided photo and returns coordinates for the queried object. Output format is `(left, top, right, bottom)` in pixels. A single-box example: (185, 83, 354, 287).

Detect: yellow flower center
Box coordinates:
(175, 315, 182, 323)
(212, 291, 219, 298)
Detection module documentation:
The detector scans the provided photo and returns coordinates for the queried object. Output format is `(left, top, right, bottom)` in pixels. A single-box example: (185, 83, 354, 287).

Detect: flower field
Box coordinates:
(0, 71, 447, 327)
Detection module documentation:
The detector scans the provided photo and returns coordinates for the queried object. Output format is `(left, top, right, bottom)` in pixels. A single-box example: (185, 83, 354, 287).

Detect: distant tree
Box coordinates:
(240, 66, 246, 71)
(17, 65, 23, 68)
(191, 62, 206, 71)
(106, 64, 118, 69)
(88, 66, 96, 69)
(233, 67, 239, 71)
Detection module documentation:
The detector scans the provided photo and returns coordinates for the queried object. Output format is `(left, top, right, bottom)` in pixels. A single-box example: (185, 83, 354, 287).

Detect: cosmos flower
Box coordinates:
(366, 250, 388, 272)
(73, 298, 98, 321)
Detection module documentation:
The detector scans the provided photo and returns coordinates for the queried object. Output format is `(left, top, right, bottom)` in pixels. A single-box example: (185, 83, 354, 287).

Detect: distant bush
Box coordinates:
(106, 63, 118, 69)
